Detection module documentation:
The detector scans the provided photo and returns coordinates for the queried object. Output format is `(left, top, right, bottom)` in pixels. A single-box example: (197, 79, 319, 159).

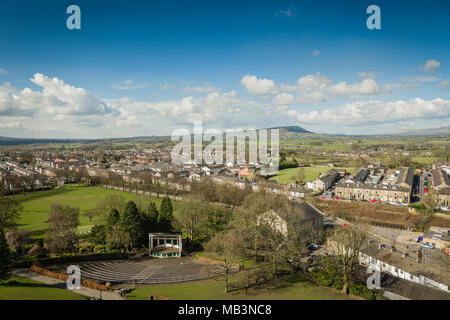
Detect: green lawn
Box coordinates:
(125, 276, 351, 300)
(14, 186, 162, 238)
(410, 157, 441, 167)
(0, 276, 87, 300)
(269, 166, 355, 184)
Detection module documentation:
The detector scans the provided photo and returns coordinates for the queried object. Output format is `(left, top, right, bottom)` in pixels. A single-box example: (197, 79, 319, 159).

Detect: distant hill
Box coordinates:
(392, 126, 450, 136)
(0, 136, 72, 146)
(268, 126, 313, 134)
(2, 124, 448, 147)
(0, 135, 170, 146)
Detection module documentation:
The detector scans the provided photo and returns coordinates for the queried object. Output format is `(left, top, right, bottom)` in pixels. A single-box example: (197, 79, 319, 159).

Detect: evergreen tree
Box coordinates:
(106, 208, 120, 233)
(140, 202, 159, 234)
(158, 196, 173, 232)
(119, 201, 143, 249)
(88, 225, 107, 245)
(0, 228, 12, 281)
(138, 202, 159, 245)
(147, 202, 159, 230)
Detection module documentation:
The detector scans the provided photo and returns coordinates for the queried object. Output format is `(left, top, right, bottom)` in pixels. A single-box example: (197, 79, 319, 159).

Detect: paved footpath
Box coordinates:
(12, 269, 125, 300)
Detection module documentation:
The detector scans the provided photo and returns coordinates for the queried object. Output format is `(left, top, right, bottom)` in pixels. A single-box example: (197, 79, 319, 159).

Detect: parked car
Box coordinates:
(420, 242, 435, 249)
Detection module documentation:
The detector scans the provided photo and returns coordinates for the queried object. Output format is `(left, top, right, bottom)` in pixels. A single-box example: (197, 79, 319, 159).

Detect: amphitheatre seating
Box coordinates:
(66, 258, 239, 284)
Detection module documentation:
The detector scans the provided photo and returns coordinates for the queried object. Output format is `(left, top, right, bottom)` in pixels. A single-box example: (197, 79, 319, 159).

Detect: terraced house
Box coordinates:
(307, 169, 340, 192)
(432, 164, 450, 206)
(335, 167, 413, 204)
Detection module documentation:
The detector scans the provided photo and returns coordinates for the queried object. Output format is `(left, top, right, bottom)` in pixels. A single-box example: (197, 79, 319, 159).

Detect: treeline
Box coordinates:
(89, 171, 189, 198)
(204, 192, 323, 292)
(87, 195, 174, 252)
(190, 177, 252, 207)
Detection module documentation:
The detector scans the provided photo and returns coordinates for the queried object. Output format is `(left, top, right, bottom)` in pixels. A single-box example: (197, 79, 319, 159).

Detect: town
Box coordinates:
(0, 0, 449, 310)
(0, 130, 449, 301)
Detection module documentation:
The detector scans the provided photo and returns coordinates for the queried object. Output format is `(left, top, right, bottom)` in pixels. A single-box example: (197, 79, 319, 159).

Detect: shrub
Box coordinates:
(348, 284, 379, 300)
(94, 244, 107, 254)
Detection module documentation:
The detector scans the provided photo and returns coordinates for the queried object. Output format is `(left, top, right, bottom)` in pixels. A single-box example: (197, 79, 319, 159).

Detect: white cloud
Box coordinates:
(30, 73, 114, 116)
(2, 72, 448, 138)
(297, 73, 331, 91)
(281, 73, 331, 92)
(0, 68, 8, 75)
(312, 50, 322, 57)
(0, 74, 280, 138)
(0, 121, 22, 129)
(296, 91, 326, 104)
(108, 90, 274, 132)
(240, 75, 279, 95)
(423, 59, 440, 73)
(328, 78, 380, 95)
(287, 98, 450, 124)
(272, 92, 295, 105)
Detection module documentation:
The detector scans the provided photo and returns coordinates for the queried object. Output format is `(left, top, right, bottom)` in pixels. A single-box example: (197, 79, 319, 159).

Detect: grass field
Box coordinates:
(125, 276, 352, 300)
(14, 185, 162, 238)
(269, 166, 355, 184)
(0, 276, 87, 300)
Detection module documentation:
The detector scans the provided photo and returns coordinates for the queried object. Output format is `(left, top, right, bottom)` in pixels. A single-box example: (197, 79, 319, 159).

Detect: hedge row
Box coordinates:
(310, 270, 386, 300)
(30, 266, 108, 291)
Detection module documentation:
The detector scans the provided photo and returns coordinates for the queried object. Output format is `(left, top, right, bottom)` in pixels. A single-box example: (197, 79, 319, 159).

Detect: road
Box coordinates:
(305, 201, 449, 268)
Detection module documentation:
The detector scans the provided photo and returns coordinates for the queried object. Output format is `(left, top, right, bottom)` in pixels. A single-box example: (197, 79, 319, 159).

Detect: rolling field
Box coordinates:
(269, 166, 355, 184)
(14, 186, 162, 238)
(0, 276, 87, 300)
(125, 276, 352, 300)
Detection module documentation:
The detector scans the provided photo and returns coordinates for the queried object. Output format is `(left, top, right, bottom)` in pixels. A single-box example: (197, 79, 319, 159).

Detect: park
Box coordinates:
(0, 183, 375, 300)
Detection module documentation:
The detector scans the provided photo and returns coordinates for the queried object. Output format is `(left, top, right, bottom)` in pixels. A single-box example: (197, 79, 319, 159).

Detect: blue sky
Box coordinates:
(0, 0, 449, 138)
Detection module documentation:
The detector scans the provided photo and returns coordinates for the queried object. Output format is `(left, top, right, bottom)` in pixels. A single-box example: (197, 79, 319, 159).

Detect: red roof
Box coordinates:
(239, 167, 249, 176)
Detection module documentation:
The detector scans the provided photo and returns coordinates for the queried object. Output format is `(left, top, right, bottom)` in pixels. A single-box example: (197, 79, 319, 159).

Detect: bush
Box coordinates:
(94, 244, 107, 254)
(310, 270, 382, 299)
(348, 284, 382, 300)
(311, 270, 344, 290)
(311, 270, 334, 287)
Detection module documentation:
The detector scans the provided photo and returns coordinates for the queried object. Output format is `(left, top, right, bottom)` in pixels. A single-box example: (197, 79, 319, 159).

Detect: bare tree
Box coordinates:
(5, 229, 32, 256)
(0, 197, 23, 228)
(92, 194, 126, 221)
(327, 223, 369, 293)
(45, 204, 80, 256)
(173, 197, 207, 246)
(82, 209, 97, 223)
(205, 230, 245, 293)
